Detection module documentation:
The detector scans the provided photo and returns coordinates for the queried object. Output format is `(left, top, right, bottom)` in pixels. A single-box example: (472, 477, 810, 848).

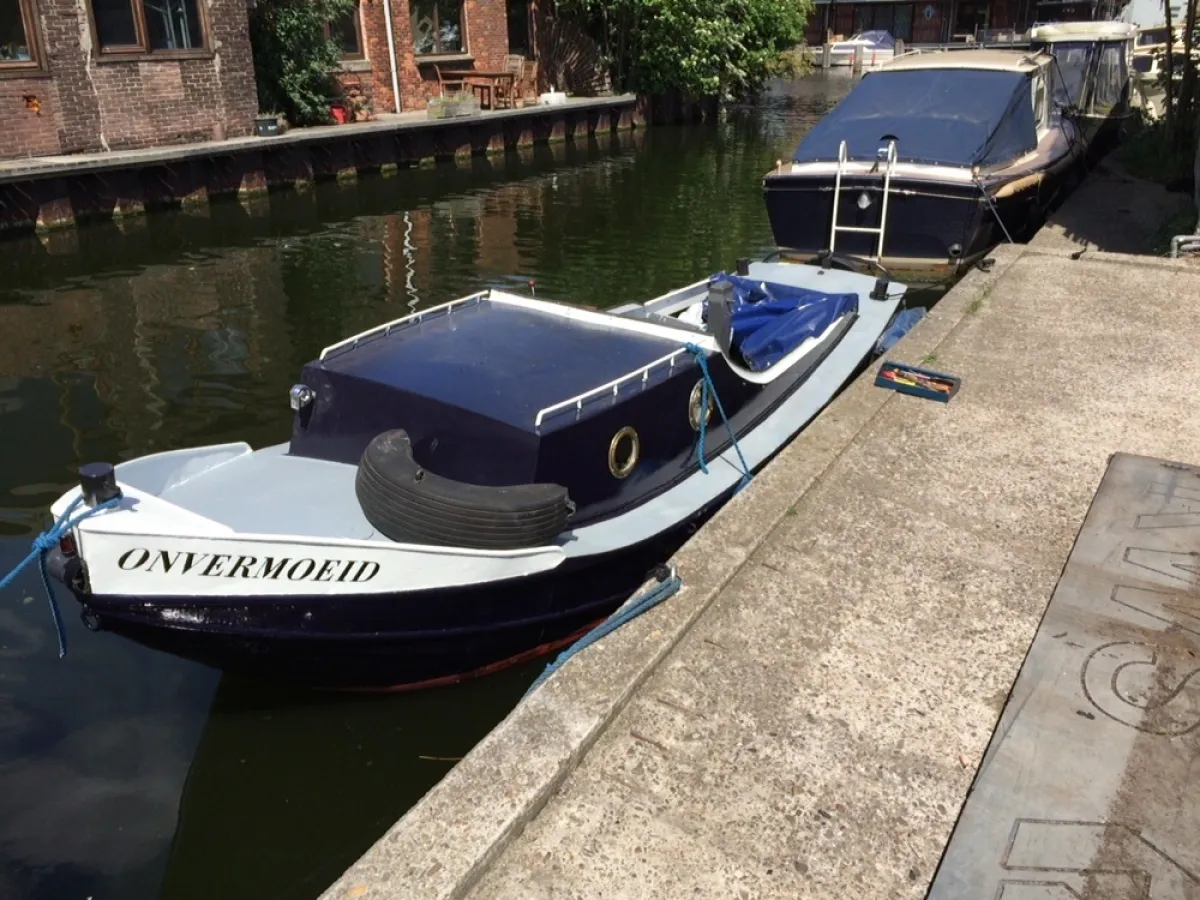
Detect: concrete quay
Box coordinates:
(320, 177, 1200, 900)
(0, 95, 638, 236)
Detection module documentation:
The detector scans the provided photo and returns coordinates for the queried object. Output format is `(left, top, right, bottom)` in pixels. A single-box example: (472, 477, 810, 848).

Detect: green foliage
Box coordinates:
(1115, 113, 1194, 184)
(557, 0, 813, 101)
(248, 0, 355, 126)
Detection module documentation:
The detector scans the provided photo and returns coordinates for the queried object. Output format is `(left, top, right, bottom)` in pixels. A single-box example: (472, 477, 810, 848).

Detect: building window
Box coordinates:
(954, 1, 988, 36)
(0, 0, 41, 69)
(507, 0, 532, 58)
(89, 0, 205, 54)
(325, 0, 364, 59)
(411, 0, 464, 55)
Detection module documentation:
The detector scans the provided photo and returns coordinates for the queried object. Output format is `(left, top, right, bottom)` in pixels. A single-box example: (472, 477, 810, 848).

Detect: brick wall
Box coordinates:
(0, 0, 257, 161)
(348, 0, 534, 113)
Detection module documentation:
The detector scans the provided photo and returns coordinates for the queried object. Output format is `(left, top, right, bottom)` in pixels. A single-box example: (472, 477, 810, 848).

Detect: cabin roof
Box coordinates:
(1031, 21, 1138, 41)
(317, 296, 692, 434)
(882, 49, 1049, 73)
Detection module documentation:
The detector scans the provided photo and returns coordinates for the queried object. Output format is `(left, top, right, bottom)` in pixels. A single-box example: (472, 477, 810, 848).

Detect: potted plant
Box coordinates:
(345, 85, 375, 122)
(254, 111, 286, 136)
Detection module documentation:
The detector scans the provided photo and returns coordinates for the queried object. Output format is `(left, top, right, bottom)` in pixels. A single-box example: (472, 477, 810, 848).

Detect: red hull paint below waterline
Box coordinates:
(335, 618, 603, 694)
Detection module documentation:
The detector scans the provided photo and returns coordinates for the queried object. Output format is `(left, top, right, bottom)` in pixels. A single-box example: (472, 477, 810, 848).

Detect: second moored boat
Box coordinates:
(764, 49, 1088, 280)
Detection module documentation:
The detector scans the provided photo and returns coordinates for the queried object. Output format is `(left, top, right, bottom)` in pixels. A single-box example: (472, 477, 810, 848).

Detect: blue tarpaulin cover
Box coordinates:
(874, 306, 927, 355)
(792, 68, 1038, 168)
(709, 273, 858, 372)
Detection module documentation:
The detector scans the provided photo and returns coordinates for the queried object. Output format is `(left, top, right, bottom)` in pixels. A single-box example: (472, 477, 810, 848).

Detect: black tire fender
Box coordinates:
(354, 429, 574, 550)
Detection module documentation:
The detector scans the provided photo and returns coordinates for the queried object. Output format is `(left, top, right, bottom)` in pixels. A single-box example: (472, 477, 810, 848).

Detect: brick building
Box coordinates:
(803, 0, 1035, 45)
(1, 0, 258, 160)
(331, 0, 607, 115)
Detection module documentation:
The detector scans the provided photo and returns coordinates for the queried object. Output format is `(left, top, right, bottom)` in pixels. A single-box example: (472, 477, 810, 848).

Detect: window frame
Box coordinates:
(87, 0, 212, 61)
(0, 0, 47, 77)
(410, 0, 468, 58)
(325, 0, 365, 62)
(1031, 73, 1049, 138)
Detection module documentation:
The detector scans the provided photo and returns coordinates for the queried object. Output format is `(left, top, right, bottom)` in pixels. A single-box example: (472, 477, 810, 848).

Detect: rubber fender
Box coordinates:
(354, 430, 573, 550)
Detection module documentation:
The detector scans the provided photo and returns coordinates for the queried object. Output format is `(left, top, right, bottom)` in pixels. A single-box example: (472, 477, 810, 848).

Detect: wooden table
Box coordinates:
(437, 70, 517, 109)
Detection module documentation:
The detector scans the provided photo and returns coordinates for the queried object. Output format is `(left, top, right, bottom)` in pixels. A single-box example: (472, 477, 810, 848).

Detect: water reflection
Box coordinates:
(0, 75, 858, 900)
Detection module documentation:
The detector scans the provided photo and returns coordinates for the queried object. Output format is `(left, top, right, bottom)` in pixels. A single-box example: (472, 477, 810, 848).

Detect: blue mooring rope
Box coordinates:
(524, 568, 683, 698)
(684, 343, 753, 494)
(0, 494, 121, 658)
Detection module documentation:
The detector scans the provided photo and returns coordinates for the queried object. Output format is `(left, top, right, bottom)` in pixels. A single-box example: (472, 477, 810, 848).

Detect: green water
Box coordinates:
(0, 74, 899, 900)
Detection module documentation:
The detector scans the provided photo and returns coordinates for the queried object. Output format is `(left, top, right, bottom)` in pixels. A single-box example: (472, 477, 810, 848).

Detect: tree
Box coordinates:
(556, 0, 813, 101)
(248, 0, 356, 126)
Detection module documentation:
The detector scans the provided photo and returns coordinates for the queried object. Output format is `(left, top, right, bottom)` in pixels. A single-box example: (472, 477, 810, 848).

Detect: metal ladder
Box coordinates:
(828, 139, 898, 262)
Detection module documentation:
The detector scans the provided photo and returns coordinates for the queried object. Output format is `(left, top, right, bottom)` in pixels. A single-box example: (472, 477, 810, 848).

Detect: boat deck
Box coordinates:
(157, 445, 380, 540)
(319, 297, 694, 432)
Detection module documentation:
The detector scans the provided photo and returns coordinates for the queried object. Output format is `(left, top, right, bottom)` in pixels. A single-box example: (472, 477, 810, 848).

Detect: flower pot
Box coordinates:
(254, 115, 282, 137)
(330, 104, 348, 125)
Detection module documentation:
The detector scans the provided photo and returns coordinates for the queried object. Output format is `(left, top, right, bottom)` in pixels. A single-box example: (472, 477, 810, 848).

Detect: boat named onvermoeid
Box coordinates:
(18, 257, 908, 690)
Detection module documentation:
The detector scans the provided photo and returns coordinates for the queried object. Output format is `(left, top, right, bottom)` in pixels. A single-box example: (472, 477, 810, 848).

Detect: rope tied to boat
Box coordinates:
(523, 566, 683, 698)
(684, 342, 753, 494)
(975, 178, 1015, 245)
(0, 494, 120, 658)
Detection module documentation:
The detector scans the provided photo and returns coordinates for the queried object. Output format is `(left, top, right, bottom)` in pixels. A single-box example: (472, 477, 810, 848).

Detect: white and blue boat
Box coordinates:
(26, 257, 907, 690)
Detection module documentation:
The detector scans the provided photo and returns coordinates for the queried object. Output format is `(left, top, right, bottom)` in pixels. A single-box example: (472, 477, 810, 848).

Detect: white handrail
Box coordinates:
(534, 346, 694, 429)
(319, 292, 488, 360)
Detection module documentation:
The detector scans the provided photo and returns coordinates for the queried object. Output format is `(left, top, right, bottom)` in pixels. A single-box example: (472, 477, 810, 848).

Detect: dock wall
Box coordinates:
(0, 96, 641, 236)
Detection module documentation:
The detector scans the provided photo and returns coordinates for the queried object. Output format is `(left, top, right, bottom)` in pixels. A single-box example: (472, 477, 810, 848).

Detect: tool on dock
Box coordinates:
(875, 360, 960, 403)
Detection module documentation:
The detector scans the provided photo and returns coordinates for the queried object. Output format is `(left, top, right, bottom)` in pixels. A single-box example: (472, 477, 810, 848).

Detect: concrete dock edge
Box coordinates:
(317, 244, 1028, 900)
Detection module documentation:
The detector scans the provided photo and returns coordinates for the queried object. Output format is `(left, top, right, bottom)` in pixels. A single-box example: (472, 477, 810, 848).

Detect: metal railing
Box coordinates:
(534, 346, 694, 429)
(319, 292, 488, 360)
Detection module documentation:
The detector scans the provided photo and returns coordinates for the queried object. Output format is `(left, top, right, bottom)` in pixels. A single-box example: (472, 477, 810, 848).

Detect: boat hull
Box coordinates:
(763, 165, 1080, 280)
(63, 510, 714, 691)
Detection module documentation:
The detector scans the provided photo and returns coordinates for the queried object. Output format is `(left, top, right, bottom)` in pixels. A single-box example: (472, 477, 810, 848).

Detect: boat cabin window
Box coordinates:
(1091, 43, 1128, 114)
(1040, 41, 1094, 107)
(1137, 26, 1171, 47)
(1032, 74, 1048, 133)
(1048, 59, 1071, 113)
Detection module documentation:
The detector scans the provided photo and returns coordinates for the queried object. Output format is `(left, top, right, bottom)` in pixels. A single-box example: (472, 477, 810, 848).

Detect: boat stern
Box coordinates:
(763, 164, 990, 279)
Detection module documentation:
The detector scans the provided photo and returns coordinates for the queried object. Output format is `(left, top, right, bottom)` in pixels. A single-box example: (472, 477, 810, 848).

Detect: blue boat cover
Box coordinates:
(792, 68, 1038, 168)
(710, 273, 858, 373)
(874, 306, 927, 355)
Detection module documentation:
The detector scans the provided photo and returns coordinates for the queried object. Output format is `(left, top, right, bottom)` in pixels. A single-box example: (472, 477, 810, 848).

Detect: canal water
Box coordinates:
(0, 73, 917, 900)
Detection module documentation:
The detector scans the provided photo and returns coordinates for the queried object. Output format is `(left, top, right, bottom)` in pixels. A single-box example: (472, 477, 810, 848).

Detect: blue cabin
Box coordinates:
(288, 280, 859, 527)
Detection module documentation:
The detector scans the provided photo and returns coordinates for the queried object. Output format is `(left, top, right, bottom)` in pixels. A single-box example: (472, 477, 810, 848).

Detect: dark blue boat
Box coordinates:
(35, 258, 906, 690)
(763, 50, 1087, 280)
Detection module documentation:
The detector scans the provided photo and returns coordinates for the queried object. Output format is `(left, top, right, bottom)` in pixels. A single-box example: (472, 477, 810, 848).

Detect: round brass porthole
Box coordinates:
(608, 426, 640, 479)
(688, 380, 714, 432)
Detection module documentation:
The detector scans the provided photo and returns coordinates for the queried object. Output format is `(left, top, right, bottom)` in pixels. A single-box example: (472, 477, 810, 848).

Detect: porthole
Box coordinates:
(608, 426, 640, 479)
(688, 380, 714, 431)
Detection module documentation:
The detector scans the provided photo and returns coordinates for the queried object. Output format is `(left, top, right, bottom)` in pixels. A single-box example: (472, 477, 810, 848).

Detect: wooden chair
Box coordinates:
(521, 59, 539, 104)
(434, 64, 467, 97)
(495, 55, 526, 108)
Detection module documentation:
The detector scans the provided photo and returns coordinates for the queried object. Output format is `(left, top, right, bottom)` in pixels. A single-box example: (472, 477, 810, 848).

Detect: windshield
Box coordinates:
(1033, 40, 1093, 104)
(1137, 27, 1171, 46)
